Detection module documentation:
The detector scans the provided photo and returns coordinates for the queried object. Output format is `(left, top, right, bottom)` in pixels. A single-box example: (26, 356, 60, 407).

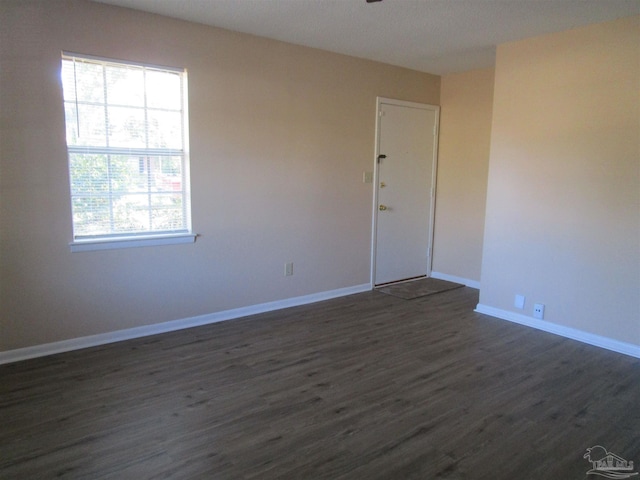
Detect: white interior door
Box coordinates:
(373, 98, 438, 286)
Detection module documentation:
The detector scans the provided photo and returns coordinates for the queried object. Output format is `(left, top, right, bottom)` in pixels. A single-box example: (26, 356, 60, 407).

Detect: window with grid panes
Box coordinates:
(61, 53, 192, 249)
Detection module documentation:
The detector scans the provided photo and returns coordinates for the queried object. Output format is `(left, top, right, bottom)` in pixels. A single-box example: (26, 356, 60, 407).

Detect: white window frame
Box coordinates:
(61, 52, 196, 252)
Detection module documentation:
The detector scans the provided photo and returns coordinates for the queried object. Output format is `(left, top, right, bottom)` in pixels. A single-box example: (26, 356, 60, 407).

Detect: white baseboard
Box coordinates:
(475, 304, 640, 359)
(0, 283, 372, 365)
(430, 271, 480, 289)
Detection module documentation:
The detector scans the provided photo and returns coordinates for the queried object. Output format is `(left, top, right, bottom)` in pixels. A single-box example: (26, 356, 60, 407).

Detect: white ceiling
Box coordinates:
(93, 0, 640, 75)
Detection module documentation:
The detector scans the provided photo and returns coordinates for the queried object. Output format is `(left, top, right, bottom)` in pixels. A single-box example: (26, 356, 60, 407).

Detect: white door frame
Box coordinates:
(370, 97, 440, 287)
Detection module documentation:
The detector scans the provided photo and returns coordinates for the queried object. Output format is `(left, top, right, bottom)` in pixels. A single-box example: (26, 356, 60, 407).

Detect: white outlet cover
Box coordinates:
(533, 303, 545, 319)
(514, 294, 525, 309)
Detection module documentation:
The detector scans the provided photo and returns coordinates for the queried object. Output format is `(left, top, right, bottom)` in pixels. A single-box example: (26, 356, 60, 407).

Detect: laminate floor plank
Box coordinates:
(1, 287, 638, 479)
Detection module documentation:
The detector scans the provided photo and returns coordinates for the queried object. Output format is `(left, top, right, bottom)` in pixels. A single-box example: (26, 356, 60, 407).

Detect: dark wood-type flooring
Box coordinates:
(1, 287, 638, 479)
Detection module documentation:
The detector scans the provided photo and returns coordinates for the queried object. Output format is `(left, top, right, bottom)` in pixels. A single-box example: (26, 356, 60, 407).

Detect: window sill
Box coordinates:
(69, 233, 198, 252)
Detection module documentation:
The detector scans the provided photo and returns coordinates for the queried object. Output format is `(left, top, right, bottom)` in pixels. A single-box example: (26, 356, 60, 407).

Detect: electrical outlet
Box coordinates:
(514, 294, 526, 309)
(284, 262, 294, 276)
(533, 303, 545, 319)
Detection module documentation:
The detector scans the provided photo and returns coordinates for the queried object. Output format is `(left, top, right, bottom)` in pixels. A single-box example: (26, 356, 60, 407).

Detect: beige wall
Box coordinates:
(433, 68, 494, 283)
(0, 0, 440, 351)
(479, 16, 640, 345)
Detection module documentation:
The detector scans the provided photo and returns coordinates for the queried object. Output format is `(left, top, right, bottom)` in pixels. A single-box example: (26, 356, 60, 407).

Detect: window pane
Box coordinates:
(151, 194, 185, 230)
(65, 103, 107, 147)
(72, 196, 111, 236)
(107, 106, 146, 148)
(106, 65, 144, 107)
(112, 193, 150, 233)
(160, 156, 182, 177)
(61, 60, 104, 104)
(147, 110, 183, 149)
(146, 156, 183, 193)
(109, 155, 148, 193)
(64, 103, 80, 146)
(146, 70, 181, 110)
(69, 154, 109, 195)
(159, 156, 184, 198)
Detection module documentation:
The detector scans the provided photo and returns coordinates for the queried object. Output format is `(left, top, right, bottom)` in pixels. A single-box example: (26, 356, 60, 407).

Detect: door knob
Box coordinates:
(379, 204, 388, 211)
